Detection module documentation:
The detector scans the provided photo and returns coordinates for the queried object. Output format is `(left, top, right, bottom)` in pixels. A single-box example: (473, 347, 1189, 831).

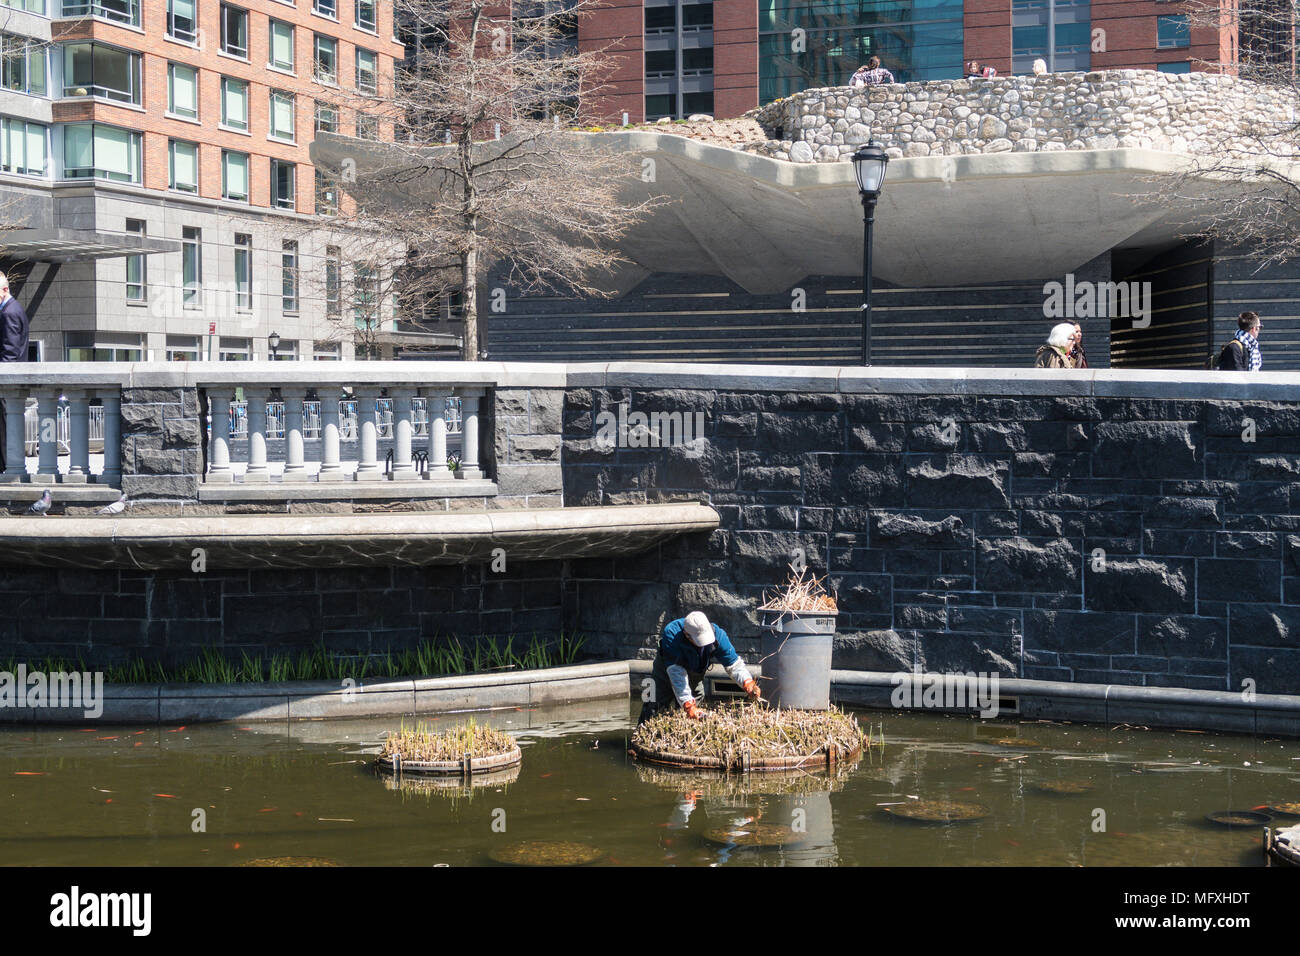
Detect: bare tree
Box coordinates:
(0, 14, 48, 255)
(1161, 1, 1300, 264)
(310, 0, 663, 360)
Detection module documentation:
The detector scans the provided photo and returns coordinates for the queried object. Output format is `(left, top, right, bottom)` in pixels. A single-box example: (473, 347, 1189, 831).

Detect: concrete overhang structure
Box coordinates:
(311, 131, 1249, 296)
(0, 228, 182, 263)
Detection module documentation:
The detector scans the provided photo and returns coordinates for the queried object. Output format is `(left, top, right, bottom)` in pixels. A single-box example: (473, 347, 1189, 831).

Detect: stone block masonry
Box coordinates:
(747, 70, 1287, 162)
(562, 382, 1300, 695)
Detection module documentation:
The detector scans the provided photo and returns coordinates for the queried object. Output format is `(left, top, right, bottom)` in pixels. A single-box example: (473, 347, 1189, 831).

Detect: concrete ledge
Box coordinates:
(197, 480, 498, 502)
(0, 502, 720, 569)
(1, 661, 634, 724)
(829, 670, 1300, 737)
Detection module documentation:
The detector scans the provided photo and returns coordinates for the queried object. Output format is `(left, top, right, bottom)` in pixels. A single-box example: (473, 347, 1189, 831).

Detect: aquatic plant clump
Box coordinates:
(631, 701, 865, 770)
(757, 566, 838, 614)
(379, 719, 517, 763)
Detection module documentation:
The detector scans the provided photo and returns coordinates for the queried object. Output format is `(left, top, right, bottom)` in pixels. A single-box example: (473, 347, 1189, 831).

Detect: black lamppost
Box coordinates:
(852, 142, 889, 366)
(269, 330, 281, 360)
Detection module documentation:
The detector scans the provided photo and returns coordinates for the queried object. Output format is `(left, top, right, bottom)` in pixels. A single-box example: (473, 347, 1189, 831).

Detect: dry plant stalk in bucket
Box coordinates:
(758, 565, 838, 615)
(379, 718, 516, 763)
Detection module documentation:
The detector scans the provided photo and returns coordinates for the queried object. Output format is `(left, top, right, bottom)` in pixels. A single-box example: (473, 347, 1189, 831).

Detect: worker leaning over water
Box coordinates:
(640, 611, 760, 723)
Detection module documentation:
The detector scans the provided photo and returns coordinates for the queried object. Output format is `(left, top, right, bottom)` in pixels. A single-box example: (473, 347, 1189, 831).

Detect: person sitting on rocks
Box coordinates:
(1034, 322, 1079, 369)
(966, 60, 982, 79)
(1032, 58, 1048, 76)
(851, 56, 895, 87)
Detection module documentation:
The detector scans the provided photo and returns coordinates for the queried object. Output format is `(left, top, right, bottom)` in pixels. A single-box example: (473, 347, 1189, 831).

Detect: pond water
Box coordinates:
(1, 699, 1296, 866)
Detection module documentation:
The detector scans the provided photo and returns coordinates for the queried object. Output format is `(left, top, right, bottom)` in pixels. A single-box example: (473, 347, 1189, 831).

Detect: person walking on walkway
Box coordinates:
(1214, 311, 1263, 370)
(1034, 322, 1078, 369)
(0, 272, 31, 472)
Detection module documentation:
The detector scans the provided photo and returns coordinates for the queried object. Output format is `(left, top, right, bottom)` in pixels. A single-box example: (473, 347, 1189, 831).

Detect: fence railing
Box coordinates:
(205, 384, 485, 483)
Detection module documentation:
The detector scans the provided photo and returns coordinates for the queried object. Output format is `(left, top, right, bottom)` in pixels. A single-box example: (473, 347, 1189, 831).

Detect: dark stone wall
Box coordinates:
(0, 563, 566, 668)
(562, 386, 1300, 694)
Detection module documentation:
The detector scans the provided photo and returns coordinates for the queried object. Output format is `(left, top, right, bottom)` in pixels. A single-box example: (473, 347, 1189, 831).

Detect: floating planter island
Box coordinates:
(374, 720, 522, 778)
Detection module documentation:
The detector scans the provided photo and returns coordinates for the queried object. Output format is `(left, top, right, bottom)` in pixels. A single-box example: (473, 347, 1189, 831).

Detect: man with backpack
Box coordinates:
(1214, 312, 1263, 371)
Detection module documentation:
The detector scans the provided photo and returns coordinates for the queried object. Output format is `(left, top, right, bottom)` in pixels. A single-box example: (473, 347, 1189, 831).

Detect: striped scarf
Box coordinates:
(1235, 328, 1262, 370)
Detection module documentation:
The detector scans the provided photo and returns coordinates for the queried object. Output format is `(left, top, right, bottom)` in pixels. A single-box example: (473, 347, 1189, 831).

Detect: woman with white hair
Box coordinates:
(1032, 58, 1048, 76)
(1034, 322, 1078, 368)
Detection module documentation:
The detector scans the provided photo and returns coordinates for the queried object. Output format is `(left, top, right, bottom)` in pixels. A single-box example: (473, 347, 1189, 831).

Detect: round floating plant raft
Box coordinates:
(882, 800, 991, 823)
(239, 856, 340, 867)
(703, 823, 806, 847)
(488, 840, 603, 866)
(630, 701, 863, 772)
(1267, 802, 1300, 818)
(375, 720, 521, 777)
(1204, 809, 1272, 828)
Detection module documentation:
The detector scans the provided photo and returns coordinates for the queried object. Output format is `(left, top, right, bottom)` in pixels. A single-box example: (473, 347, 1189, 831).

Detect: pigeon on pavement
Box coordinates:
(26, 489, 52, 516)
(98, 492, 128, 515)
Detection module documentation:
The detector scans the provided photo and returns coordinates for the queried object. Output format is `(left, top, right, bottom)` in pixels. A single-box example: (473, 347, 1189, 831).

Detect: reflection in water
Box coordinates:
(0, 701, 1292, 866)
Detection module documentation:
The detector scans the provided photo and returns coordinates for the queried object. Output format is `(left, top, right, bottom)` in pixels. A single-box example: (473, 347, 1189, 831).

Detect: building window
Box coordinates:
(355, 0, 375, 32)
(125, 218, 145, 302)
(62, 42, 142, 105)
(1, 117, 48, 176)
(182, 226, 201, 308)
(325, 245, 341, 317)
(221, 149, 248, 202)
(270, 158, 295, 209)
(234, 233, 251, 311)
(220, 4, 249, 59)
(165, 335, 200, 361)
(353, 262, 378, 328)
(168, 138, 198, 192)
(2, 1, 46, 14)
(219, 337, 250, 361)
(64, 332, 143, 362)
(167, 0, 198, 44)
(61, 1, 140, 27)
(315, 169, 337, 215)
(1157, 15, 1190, 49)
(221, 76, 248, 130)
(315, 101, 338, 132)
(1158, 61, 1192, 74)
(62, 123, 141, 182)
(355, 47, 377, 93)
(314, 0, 336, 18)
(313, 341, 341, 360)
(269, 19, 295, 71)
(683, 3, 713, 31)
(282, 240, 299, 312)
(2, 37, 47, 97)
(314, 34, 337, 84)
(355, 112, 378, 140)
(167, 62, 198, 119)
(269, 89, 295, 141)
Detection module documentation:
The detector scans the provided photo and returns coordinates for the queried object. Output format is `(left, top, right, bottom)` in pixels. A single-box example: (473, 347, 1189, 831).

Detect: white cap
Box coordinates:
(682, 611, 715, 647)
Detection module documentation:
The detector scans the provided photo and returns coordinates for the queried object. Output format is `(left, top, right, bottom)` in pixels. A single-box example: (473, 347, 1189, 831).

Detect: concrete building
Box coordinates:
(0, 0, 405, 362)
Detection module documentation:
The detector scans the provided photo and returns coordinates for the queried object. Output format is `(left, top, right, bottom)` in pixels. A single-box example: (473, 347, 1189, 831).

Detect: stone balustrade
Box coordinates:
(0, 362, 567, 511)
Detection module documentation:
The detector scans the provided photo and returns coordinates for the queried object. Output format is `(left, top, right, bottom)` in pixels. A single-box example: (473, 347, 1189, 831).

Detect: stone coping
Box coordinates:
(196, 480, 498, 502)
(626, 661, 1300, 737)
(0, 661, 633, 724)
(3, 360, 1298, 401)
(0, 503, 721, 569)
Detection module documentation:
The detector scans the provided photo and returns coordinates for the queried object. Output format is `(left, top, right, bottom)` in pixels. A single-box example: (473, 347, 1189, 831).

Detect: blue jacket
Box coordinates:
(660, 617, 740, 674)
(0, 295, 29, 363)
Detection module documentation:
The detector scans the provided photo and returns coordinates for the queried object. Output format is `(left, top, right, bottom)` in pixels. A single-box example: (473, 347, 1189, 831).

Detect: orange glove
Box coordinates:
(683, 699, 705, 720)
(743, 678, 761, 701)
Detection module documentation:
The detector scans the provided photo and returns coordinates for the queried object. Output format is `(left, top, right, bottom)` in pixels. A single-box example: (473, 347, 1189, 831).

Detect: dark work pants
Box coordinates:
(638, 655, 706, 724)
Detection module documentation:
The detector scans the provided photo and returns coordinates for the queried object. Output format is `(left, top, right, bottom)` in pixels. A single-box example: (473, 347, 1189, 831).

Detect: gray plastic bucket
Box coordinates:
(759, 612, 837, 710)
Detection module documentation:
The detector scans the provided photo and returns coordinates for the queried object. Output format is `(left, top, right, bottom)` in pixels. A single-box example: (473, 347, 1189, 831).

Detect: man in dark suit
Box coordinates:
(0, 271, 31, 472)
